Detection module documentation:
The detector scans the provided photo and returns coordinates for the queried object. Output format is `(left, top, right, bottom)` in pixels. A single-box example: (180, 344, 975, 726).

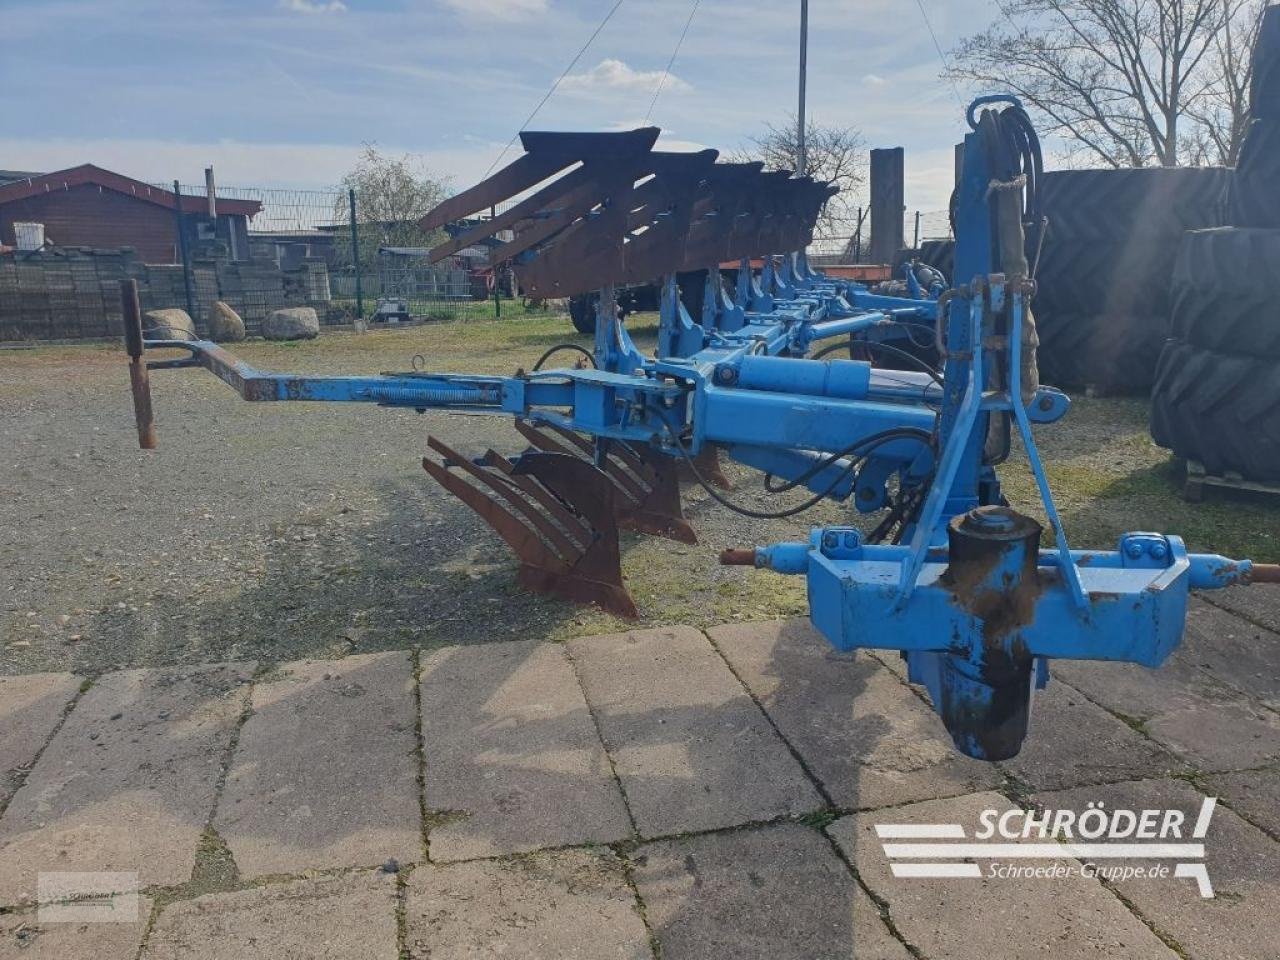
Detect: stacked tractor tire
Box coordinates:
(1150, 4, 1280, 481)
(1033, 166, 1231, 393)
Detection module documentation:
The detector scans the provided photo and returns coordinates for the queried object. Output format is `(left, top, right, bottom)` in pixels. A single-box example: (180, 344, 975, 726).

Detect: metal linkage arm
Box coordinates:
(141, 339, 509, 408)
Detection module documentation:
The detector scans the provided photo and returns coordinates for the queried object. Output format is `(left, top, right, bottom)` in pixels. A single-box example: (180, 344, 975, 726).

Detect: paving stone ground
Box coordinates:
(0, 610, 1276, 959)
(142, 871, 398, 959)
(419, 640, 631, 860)
(0, 672, 80, 807)
(0, 662, 253, 905)
(566, 626, 821, 837)
(633, 822, 910, 960)
(827, 792, 1180, 960)
(213, 652, 421, 878)
(707, 620, 1001, 809)
(0, 897, 152, 960)
(404, 849, 650, 959)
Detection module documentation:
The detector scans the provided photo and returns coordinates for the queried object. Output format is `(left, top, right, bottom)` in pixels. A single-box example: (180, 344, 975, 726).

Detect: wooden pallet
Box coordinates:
(1182, 459, 1280, 504)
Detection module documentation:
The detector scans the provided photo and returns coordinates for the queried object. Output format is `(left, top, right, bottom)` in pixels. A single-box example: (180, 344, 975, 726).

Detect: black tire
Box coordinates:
(1229, 119, 1280, 228)
(1040, 167, 1230, 240)
(1033, 311, 1164, 393)
(568, 293, 596, 335)
(1170, 228, 1280, 358)
(1034, 234, 1181, 316)
(1150, 339, 1280, 480)
(1251, 5, 1280, 120)
(677, 270, 707, 322)
(918, 239, 955, 283)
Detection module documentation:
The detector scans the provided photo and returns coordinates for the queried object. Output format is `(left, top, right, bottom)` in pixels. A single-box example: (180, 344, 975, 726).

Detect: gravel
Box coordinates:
(3, 315, 1275, 676)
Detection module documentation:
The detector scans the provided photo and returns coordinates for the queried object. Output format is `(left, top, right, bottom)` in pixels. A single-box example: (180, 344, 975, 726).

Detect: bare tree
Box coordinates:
(1185, 0, 1267, 163)
(947, 0, 1263, 168)
(334, 145, 450, 269)
(735, 116, 864, 236)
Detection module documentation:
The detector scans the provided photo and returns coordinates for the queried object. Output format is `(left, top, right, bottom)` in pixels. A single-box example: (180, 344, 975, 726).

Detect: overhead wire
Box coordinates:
(644, 0, 702, 123)
(911, 0, 965, 109)
(483, 0, 627, 178)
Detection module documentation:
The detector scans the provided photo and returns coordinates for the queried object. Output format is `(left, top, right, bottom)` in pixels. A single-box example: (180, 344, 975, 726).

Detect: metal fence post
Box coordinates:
(491, 204, 501, 319)
(173, 180, 195, 320)
(913, 210, 921, 249)
(349, 188, 363, 319)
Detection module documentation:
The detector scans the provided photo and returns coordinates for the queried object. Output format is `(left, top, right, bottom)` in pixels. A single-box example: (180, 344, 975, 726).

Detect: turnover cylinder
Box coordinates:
(937, 506, 1043, 761)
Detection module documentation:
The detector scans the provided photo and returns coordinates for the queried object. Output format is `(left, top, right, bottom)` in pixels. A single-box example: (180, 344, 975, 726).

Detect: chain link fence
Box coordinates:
(809, 209, 953, 265)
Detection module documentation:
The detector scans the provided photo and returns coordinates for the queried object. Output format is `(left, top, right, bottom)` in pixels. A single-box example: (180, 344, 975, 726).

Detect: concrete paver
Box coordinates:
(1053, 648, 1280, 771)
(707, 620, 1000, 809)
(1183, 598, 1280, 710)
(567, 626, 822, 837)
(1036, 778, 1280, 960)
(1197, 585, 1280, 637)
(0, 662, 253, 906)
(0, 672, 80, 806)
(1004, 678, 1185, 790)
(0, 897, 152, 960)
(215, 652, 421, 878)
(419, 640, 630, 861)
(142, 870, 398, 960)
(1205, 766, 1280, 838)
(827, 791, 1178, 959)
(869, 635, 1181, 790)
(405, 848, 650, 959)
(632, 822, 909, 960)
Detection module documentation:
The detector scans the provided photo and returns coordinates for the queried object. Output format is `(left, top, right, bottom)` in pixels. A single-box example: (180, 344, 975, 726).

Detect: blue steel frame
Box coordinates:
(134, 95, 1272, 759)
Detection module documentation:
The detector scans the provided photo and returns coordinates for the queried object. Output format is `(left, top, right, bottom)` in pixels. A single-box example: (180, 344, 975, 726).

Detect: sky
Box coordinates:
(0, 0, 998, 213)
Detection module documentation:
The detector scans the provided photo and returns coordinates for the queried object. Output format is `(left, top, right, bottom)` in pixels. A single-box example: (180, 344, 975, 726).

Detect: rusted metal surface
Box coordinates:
(677, 444, 733, 490)
(514, 420, 697, 544)
(416, 128, 836, 299)
(422, 437, 638, 619)
(121, 279, 157, 450)
(1250, 563, 1280, 583)
(719, 548, 757, 566)
(937, 506, 1044, 761)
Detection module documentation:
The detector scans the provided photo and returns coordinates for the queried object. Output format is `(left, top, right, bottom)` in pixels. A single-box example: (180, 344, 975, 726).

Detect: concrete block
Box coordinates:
(215, 653, 421, 878)
(0, 897, 152, 960)
(142, 871, 398, 959)
(419, 641, 630, 860)
(1036, 778, 1280, 960)
(0, 673, 80, 806)
(567, 627, 822, 837)
(405, 849, 649, 959)
(827, 792, 1178, 959)
(633, 822, 910, 960)
(1005, 678, 1185, 790)
(0, 663, 253, 906)
(708, 619, 1001, 808)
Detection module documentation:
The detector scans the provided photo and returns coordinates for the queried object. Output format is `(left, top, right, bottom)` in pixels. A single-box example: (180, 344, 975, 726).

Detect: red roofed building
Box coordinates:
(0, 165, 262, 263)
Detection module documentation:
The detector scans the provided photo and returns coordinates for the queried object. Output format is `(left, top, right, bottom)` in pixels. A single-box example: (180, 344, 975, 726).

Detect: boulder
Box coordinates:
(208, 301, 246, 342)
(262, 306, 320, 341)
(142, 308, 196, 341)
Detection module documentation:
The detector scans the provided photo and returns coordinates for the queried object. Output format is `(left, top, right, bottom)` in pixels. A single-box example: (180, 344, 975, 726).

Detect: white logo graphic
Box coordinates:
(875, 797, 1217, 898)
(37, 872, 142, 923)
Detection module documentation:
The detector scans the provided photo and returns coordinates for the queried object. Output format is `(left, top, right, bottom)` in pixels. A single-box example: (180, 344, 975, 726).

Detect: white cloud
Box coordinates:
(561, 59, 691, 96)
(280, 0, 347, 13)
(862, 73, 887, 86)
(438, 0, 548, 19)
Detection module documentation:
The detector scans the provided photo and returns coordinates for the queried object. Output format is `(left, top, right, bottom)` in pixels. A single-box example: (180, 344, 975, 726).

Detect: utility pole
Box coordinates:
(797, 0, 809, 176)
